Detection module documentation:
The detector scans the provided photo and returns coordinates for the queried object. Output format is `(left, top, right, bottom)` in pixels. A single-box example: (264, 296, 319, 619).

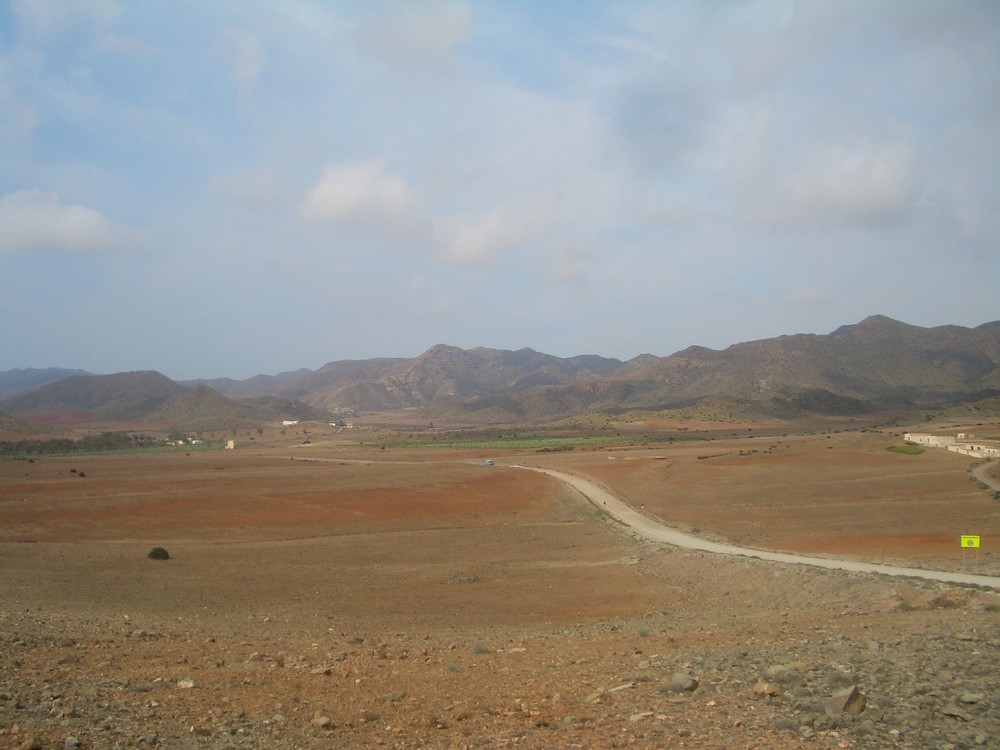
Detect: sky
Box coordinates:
(1, 0, 998, 380)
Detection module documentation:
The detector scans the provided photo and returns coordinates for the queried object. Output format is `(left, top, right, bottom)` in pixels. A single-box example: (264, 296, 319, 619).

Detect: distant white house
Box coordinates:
(903, 433, 956, 447)
(906, 432, 999, 458)
(282, 420, 299, 426)
(949, 443, 1000, 459)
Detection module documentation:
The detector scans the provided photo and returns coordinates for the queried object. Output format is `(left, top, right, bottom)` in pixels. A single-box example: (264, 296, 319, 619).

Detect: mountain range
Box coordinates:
(2, 316, 999, 429)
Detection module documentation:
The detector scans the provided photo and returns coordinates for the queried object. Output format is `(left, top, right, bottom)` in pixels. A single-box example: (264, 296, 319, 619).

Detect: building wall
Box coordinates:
(904, 433, 956, 447)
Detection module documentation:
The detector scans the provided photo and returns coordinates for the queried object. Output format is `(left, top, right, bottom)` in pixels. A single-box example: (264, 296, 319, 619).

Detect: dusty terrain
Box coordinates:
(2, 423, 1000, 749)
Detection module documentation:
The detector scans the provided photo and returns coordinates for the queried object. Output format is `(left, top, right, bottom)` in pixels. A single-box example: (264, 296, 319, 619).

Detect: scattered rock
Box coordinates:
(312, 712, 333, 729)
(752, 681, 781, 697)
(660, 672, 699, 693)
(825, 686, 866, 717)
(943, 705, 972, 721)
(930, 590, 970, 608)
(605, 682, 635, 694)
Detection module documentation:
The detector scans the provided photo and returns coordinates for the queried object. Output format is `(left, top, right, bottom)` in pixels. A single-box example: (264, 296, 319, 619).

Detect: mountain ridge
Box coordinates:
(2, 316, 998, 426)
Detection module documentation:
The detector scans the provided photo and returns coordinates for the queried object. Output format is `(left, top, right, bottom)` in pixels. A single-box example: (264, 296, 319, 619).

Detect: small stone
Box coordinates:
(629, 711, 654, 722)
(605, 682, 635, 694)
(960, 692, 985, 704)
(825, 686, 866, 717)
(312, 714, 332, 729)
(753, 681, 781, 697)
(943, 705, 971, 721)
(176, 678, 195, 689)
(660, 672, 699, 693)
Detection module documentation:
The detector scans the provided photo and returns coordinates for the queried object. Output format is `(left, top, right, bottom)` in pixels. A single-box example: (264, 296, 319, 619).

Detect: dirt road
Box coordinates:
(525, 465, 1000, 590)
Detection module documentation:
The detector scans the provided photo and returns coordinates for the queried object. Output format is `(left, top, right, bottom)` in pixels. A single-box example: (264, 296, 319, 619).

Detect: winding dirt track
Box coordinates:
(525, 465, 1000, 590)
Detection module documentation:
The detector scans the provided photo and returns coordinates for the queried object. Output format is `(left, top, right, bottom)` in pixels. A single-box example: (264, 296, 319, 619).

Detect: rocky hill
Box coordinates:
(186, 346, 625, 413)
(0, 367, 90, 400)
(0, 371, 188, 422)
(423, 316, 1000, 422)
(116, 386, 333, 430)
(0, 375, 333, 430)
(3, 316, 998, 425)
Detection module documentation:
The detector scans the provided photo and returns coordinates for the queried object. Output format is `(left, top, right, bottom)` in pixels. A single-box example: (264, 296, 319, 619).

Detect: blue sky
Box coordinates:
(1, 1, 998, 380)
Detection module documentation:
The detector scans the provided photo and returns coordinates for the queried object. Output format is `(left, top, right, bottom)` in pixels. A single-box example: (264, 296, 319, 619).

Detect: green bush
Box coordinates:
(147, 546, 170, 560)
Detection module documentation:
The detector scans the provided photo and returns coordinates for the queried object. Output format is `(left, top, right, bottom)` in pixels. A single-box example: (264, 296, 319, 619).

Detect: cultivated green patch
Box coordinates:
(378, 433, 697, 450)
(888, 443, 925, 455)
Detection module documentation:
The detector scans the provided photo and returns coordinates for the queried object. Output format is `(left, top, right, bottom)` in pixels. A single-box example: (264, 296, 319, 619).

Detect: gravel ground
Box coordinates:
(3, 547, 999, 750)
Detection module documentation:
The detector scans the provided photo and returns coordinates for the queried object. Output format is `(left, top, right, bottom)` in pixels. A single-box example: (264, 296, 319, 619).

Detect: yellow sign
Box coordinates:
(961, 535, 981, 548)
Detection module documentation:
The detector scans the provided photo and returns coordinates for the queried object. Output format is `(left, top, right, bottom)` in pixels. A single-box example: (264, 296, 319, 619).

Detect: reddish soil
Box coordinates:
(2, 422, 1000, 749)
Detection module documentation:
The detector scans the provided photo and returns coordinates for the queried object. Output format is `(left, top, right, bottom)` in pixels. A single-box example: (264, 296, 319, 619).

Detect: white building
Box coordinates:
(903, 433, 956, 447)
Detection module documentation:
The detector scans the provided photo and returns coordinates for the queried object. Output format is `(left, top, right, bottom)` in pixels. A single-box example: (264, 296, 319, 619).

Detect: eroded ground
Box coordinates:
(2, 425, 999, 749)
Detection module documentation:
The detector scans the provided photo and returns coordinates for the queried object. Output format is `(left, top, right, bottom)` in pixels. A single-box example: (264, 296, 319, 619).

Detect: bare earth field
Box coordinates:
(2, 424, 1000, 749)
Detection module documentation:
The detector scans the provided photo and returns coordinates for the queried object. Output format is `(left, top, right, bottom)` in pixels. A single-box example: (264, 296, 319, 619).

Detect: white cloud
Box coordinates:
(749, 144, 920, 227)
(298, 160, 424, 237)
(435, 197, 552, 264)
(0, 189, 140, 255)
(359, 0, 471, 66)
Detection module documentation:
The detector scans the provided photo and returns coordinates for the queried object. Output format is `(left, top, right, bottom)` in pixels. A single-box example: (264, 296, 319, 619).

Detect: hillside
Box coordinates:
(416, 317, 1000, 423)
(121, 386, 333, 430)
(0, 367, 90, 400)
(0, 371, 188, 422)
(3, 316, 998, 426)
(0, 411, 55, 436)
(195, 347, 626, 413)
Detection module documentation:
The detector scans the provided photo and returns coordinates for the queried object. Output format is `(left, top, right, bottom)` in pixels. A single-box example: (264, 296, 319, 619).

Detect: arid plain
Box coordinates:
(2, 419, 1000, 749)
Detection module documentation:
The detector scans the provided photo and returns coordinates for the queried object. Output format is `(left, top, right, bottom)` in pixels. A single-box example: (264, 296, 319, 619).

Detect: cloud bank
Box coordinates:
(0, 1, 997, 378)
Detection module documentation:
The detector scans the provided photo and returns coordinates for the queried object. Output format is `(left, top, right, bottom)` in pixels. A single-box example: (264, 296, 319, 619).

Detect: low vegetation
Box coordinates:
(383, 432, 697, 450)
(147, 547, 170, 560)
(888, 443, 925, 455)
(0, 432, 223, 459)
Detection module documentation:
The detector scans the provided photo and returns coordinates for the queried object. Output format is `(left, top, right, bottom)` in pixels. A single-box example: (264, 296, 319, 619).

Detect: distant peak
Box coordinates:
(831, 315, 907, 335)
(423, 344, 464, 356)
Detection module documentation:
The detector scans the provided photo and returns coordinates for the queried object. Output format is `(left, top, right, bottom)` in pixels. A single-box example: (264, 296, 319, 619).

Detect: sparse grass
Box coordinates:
(444, 661, 459, 673)
(471, 642, 489, 654)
